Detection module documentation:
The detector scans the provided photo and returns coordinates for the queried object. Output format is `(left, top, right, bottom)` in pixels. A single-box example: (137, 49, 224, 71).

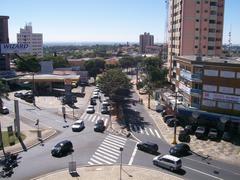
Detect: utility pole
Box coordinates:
(119, 147, 123, 180)
(172, 91, 177, 145)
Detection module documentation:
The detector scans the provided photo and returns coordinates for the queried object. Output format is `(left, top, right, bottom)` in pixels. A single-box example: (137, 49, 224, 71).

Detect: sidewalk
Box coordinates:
(33, 165, 182, 180)
(0, 113, 57, 157)
(133, 84, 240, 166)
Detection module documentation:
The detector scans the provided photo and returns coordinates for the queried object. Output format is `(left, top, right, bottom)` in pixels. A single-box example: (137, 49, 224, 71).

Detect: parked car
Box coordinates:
(222, 131, 232, 142)
(90, 98, 97, 105)
(184, 125, 196, 135)
(137, 142, 158, 154)
(14, 92, 23, 98)
(86, 105, 95, 114)
(169, 143, 190, 157)
(156, 104, 165, 113)
(92, 94, 99, 99)
(21, 91, 34, 103)
(71, 120, 85, 132)
(153, 154, 182, 172)
(195, 126, 207, 139)
(101, 106, 109, 114)
(163, 115, 175, 123)
(166, 118, 179, 127)
(208, 128, 218, 140)
(102, 100, 110, 106)
(178, 130, 190, 143)
(94, 119, 105, 132)
(51, 140, 73, 157)
(0, 106, 9, 114)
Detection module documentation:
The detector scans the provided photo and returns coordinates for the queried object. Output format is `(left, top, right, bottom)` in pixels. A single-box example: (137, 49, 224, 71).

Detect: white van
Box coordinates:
(153, 154, 182, 171)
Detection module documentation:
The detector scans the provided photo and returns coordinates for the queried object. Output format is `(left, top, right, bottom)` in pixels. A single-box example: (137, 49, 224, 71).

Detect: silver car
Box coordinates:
(153, 154, 182, 171)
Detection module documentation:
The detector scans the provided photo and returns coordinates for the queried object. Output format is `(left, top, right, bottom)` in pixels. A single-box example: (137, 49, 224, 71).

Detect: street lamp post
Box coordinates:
(119, 147, 123, 180)
(172, 91, 178, 145)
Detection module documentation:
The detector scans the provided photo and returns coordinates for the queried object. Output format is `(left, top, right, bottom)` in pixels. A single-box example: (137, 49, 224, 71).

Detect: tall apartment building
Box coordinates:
(0, 16, 10, 71)
(168, 0, 225, 83)
(17, 23, 43, 57)
(139, 32, 154, 54)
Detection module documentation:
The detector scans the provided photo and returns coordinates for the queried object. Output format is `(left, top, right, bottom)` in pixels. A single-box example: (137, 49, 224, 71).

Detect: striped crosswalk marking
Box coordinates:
(149, 128, 155, 136)
(88, 134, 127, 166)
(154, 129, 161, 139)
(139, 127, 144, 134)
(144, 128, 149, 135)
(92, 115, 97, 122)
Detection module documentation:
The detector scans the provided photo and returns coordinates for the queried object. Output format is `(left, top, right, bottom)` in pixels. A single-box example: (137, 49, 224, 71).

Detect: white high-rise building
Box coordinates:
(17, 23, 43, 57)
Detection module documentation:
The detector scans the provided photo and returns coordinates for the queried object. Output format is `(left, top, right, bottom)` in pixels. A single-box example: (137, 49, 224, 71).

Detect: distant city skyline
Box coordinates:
(1, 0, 240, 44)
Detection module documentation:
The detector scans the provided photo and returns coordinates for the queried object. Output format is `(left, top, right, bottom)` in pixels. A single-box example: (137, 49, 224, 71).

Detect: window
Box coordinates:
(235, 88, 240, 95)
(210, 2, 217, 6)
(204, 70, 218, 77)
(202, 99, 216, 107)
(196, 28, 199, 31)
(196, 19, 199, 22)
(217, 102, 232, 110)
(192, 97, 200, 104)
(209, 20, 216, 24)
(195, 45, 198, 49)
(196, 10, 200, 13)
(208, 37, 215, 41)
(220, 71, 235, 78)
(203, 84, 217, 92)
(208, 46, 214, 50)
(219, 86, 234, 94)
(210, 10, 217, 15)
(237, 72, 240, 79)
(233, 104, 240, 111)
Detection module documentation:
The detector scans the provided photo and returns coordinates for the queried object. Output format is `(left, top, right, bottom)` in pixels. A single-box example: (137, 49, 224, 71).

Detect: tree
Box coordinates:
(84, 58, 105, 81)
(97, 69, 132, 103)
(142, 57, 168, 108)
(15, 55, 40, 72)
(0, 80, 9, 110)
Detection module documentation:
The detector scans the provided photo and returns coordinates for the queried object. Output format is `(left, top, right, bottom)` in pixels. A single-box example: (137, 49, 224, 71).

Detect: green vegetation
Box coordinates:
(84, 58, 106, 81)
(0, 131, 26, 148)
(0, 80, 9, 110)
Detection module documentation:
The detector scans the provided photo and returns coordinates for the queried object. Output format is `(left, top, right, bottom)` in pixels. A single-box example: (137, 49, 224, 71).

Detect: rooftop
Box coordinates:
(176, 56, 240, 65)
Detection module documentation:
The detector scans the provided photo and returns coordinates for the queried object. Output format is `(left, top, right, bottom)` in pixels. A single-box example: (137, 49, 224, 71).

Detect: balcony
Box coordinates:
(191, 88, 202, 94)
(180, 69, 202, 82)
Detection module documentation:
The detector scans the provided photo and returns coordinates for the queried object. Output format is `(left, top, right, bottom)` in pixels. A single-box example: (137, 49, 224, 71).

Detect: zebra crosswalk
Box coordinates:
(128, 124, 162, 139)
(88, 134, 127, 165)
(81, 113, 109, 126)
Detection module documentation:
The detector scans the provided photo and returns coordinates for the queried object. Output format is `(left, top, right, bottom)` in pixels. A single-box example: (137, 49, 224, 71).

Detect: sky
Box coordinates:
(1, 0, 240, 44)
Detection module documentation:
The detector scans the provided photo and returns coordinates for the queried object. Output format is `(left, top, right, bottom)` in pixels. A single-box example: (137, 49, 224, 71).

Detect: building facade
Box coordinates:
(139, 32, 154, 54)
(174, 56, 240, 116)
(0, 16, 10, 71)
(17, 23, 43, 57)
(168, 0, 225, 82)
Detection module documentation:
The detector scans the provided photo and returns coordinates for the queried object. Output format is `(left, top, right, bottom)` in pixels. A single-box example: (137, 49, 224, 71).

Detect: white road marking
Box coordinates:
(149, 128, 155, 136)
(104, 118, 108, 126)
(88, 161, 94, 165)
(139, 127, 144, 134)
(96, 149, 118, 159)
(92, 115, 97, 122)
(103, 139, 125, 147)
(128, 144, 138, 165)
(144, 128, 149, 135)
(89, 158, 102, 165)
(184, 166, 223, 180)
(94, 152, 116, 162)
(106, 136, 126, 143)
(108, 134, 126, 141)
(154, 129, 161, 139)
(99, 144, 121, 154)
(92, 155, 112, 164)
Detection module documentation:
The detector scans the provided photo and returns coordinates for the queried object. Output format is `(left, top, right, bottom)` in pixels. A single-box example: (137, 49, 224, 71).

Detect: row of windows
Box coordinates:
(194, 46, 221, 50)
(202, 99, 240, 111)
(204, 70, 240, 79)
(203, 85, 240, 95)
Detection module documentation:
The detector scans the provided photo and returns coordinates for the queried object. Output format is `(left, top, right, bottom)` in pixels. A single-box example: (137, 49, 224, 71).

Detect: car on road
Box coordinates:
(101, 106, 109, 114)
(0, 106, 9, 114)
(208, 128, 219, 140)
(86, 105, 95, 114)
(92, 94, 99, 99)
(94, 119, 105, 132)
(137, 142, 158, 154)
(169, 143, 190, 157)
(195, 126, 207, 139)
(90, 98, 97, 105)
(156, 103, 165, 113)
(222, 131, 232, 142)
(153, 154, 182, 172)
(71, 120, 85, 132)
(163, 115, 175, 123)
(14, 92, 23, 98)
(166, 118, 179, 127)
(102, 100, 110, 106)
(184, 125, 196, 135)
(51, 140, 73, 157)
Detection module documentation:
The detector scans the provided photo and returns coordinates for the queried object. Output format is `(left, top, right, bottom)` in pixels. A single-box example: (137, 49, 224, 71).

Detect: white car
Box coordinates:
(0, 106, 9, 114)
(102, 100, 110, 106)
(86, 105, 95, 114)
(153, 154, 182, 171)
(71, 120, 85, 132)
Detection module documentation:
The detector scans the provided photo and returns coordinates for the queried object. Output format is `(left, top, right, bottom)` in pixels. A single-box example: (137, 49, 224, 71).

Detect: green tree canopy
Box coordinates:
(97, 69, 132, 102)
(41, 56, 69, 68)
(15, 55, 40, 72)
(84, 58, 105, 79)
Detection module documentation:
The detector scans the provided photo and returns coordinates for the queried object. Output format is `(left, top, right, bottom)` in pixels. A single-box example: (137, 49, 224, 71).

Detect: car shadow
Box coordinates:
(175, 168, 186, 175)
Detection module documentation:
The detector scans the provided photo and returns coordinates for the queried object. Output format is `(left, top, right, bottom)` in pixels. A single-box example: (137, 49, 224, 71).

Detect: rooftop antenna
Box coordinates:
(228, 25, 232, 57)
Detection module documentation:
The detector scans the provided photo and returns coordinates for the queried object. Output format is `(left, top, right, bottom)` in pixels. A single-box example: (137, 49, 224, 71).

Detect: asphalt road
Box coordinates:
(1, 87, 240, 180)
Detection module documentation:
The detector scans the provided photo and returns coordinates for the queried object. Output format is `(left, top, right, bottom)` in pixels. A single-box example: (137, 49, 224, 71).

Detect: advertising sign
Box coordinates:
(1, 43, 32, 54)
(203, 92, 240, 103)
(179, 82, 191, 95)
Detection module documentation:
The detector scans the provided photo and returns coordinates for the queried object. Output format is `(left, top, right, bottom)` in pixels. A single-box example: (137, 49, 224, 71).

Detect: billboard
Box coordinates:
(1, 43, 32, 54)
